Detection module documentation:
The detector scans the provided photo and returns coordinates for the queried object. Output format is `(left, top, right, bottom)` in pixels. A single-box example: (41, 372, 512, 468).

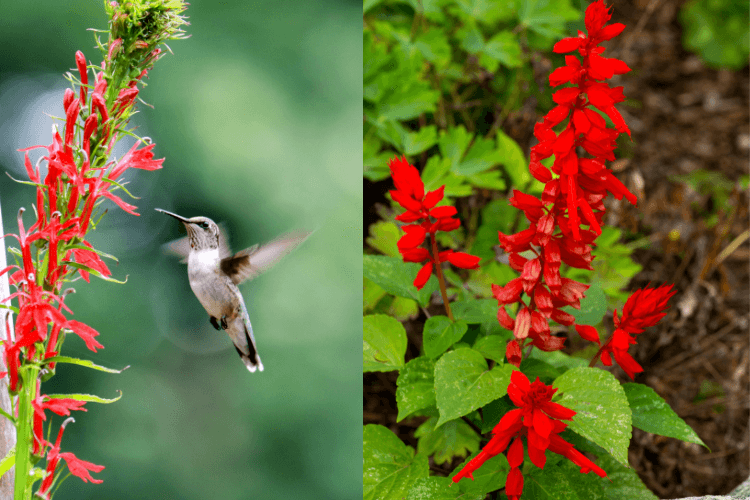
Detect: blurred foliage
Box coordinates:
(679, 0, 750, 70)
(0, 0, 360, 499)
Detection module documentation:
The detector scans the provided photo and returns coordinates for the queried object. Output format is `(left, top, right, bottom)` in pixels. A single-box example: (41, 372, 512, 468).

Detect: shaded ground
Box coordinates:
(364, 0, 749, 497)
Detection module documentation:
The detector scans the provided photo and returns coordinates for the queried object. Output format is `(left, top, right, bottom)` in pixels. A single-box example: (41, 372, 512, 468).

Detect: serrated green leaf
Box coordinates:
(396, 357, 437, 421)
(364, 425, 430, 500)
(407, 476, 485, 500)
(421, 155, 452, 191)
(455, 136, 502, 176)
(484, 31, 522, 68)
(45, 391, 122, 404)
(524, 459, 608, 499)
(438, 126, 473, 175)
(596, 452, 658, 499)
(424, 316, 468, 358)
(563, 280, 607, 326)
(415, 416, 480, 465)
(623, 383, 708, 449)
(553, 367, 632, 466)
(456, 23, 484, 53)
(453, 453, 509, 496)
(404, 126, 438, 156)
(363, 254, 438, 306)
(45, 356, 127, 374)
(414, 31, 451, 69)
(364, 314, 407, 372)
(467, 170, 505, 190)
(435, 348, 515, 426)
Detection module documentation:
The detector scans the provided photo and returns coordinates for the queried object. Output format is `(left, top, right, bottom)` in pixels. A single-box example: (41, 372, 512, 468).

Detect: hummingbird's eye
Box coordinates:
(199, 222, 209, 229)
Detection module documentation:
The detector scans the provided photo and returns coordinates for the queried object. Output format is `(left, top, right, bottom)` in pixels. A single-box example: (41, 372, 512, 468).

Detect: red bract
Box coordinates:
(599, 285, 676, 379)
(452, 371, 606, 497)
(491, 0, 637, 368)
(388, 156, 480, 290)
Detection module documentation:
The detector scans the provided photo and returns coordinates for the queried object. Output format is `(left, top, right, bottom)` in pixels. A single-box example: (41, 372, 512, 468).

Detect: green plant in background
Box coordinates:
(0, 1, 187, 498)
(680, 0, 750, 70)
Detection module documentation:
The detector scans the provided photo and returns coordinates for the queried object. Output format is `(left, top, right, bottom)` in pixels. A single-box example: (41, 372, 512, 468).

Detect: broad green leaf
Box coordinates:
(377, 86, 440, 121)
(364, 277, 388, 311)
(363, 254, 437, 306)
(453, 453, 509, 497)
(407, 476, 484, 500)
(467, 170, 505, 190)
(421, 156, 452, 191)
(0, 447, 14, 478)
(364, 425, 429, 500)
(553, 367, 632, 466)
(396, 357, 437, 421)
(435, 348, 515, 426)
(624, 383, 708, 448)
(438, 126, 473, 173)
(389, 296, 419, 321)
(424, 316, 468, 358)
(456, 22, 484, 53)
(363, 0, 385, 14)
(366, 221, 400, 257)
(45, 356, 128, 374)
(597, 452, 658, 499)
(496, 129, 528, 187)
(415, 416, 480, 465)
(528, 349, 588, 374)
(364, 314, 407, 372)
(472, 335, 506, 364)
(451, 299, 497, 323)
(484, 31, 522, 68)
(515, 0, 580, 39)
(404, 126, 438, 156)
(519, 357, 561, 383)
(563, 280, 607, 326)
(455, 136, 502, 176)
(45, 391, 122, 404)
(524, 459, 608, 499)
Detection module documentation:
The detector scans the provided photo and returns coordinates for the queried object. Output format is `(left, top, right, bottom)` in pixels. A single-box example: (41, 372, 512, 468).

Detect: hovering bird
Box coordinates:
(156, 208, 310, 372)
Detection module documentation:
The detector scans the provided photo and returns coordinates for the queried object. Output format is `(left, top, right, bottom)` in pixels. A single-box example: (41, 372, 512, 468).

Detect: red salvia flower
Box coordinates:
(599, 285, 676, 379)
(453, 371, 606, 497)
(388, 156, 480, 290)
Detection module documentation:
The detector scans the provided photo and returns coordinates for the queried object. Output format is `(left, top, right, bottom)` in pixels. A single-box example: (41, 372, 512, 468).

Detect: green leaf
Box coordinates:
(519, 357, 561, 383)
(404, 126, 438, 156)
(467, 170, 505, 190)
(423, 316, 468, 358)
(366, 221, 401, 257)
(524, 459, 608, 499)
(363, 314, 407, 372)
(471, 335, 506, 364)
(528, 349, 588, 373)
(553, 367, 632, 466)
(563, 280, 607, 326)
(479, 396, 515, 433)
(415, 416, 480, 465)
(363, 254, 438, 306)
(451, 299, 498, 323)
(623, 383, 708, 449)
(45, 391, 122, 404)
(363, 425, 429, 500)
(434, 348, 515, 426)
(455, 136, 502, 176)
(0, 447, 14, 479)
(438, 126, 473, 173)
(414, 31, 451, 69)
(364, 277, 388, 312)
(407, 476, 484, 500)
(597, 452, 658, 499)
(453, 453, 509, 497)
(45, 356, 128, 374)
(484, 31, 522, 68)
(396, 357, 437, 421)
(515, 0, 580, 39)
(61, 261, 128, 284)
(456, 22, 484, 53)
(421, 155, 452, 191)
(65, 243, 119, 263)
(496, 129, 529, 187)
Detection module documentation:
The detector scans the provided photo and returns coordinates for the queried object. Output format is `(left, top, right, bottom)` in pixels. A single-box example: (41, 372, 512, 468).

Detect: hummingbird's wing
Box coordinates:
(220, 230, 310, 285)
(161, 223, 232, 262)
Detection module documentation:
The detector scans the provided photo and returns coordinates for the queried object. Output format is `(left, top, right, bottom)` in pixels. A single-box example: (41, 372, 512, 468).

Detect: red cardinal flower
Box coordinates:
(453, 371, 606, 497)
(388, 156, 480, 290)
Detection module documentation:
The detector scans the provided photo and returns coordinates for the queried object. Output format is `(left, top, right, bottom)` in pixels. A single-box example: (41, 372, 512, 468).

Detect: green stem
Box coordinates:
(430, 233, 454, 322)
(14, 367, 38, 500)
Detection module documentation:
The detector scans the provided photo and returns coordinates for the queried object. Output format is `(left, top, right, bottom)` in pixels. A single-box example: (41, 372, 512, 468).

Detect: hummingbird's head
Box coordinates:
(156, 209, 220, 250)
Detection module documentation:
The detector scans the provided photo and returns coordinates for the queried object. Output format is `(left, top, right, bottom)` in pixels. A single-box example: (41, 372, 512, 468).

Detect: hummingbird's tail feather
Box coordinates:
(228, 305, 263, 372)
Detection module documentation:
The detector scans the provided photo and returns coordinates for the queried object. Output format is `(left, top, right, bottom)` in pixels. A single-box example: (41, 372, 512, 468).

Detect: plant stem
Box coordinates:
(430, 233, 454, 322)
(14, 367, 38, 500)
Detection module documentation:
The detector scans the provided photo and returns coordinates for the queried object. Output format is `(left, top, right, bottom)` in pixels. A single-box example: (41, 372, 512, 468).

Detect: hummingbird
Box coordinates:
(156, 208, 310, 372)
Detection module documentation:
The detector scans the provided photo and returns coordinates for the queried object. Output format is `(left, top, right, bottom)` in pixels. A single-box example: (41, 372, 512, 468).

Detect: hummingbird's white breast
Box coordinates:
(186, 248, 234, 319)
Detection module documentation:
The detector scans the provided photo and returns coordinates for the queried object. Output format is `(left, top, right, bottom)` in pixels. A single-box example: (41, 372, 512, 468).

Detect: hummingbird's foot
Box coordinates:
(220, 315, 229, 330)
(210, 316, 221, 330)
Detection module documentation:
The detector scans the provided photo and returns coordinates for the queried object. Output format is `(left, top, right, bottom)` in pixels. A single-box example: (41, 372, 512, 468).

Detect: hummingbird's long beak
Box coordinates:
(155, 208, 191, 224)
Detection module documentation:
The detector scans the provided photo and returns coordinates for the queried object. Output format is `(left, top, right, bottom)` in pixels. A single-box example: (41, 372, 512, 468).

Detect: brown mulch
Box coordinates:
(364, 0, 750, 498)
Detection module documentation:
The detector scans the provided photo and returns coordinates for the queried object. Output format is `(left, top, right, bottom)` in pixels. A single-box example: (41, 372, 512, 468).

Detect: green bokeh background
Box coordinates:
(0, 1, 361, 499)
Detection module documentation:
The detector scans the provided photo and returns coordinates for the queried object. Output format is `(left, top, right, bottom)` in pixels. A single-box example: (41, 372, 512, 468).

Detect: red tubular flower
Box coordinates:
(453, 371, 606, 495)
(387, 156, 480, 291)
(598, 285, 676, 379)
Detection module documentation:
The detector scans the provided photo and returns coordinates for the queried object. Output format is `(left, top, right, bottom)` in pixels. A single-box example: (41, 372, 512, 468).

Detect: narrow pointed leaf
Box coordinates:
(45, 356, 128, 374)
